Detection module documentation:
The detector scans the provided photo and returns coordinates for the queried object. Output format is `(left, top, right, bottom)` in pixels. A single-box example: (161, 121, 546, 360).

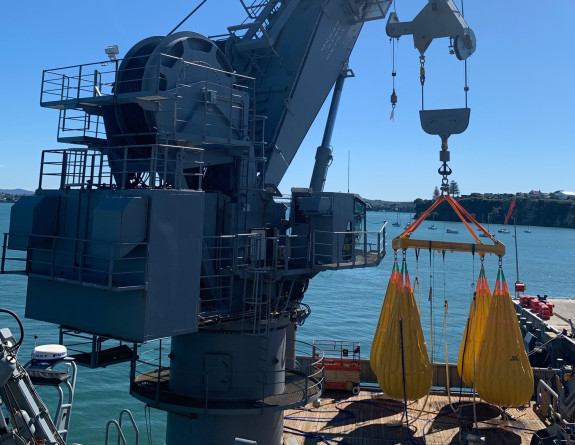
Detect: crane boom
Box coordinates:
(226, 0, 392, 186)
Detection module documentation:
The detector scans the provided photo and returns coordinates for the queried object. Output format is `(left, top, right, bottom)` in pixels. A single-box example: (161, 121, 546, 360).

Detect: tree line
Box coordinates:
(414, 196, 575, 228)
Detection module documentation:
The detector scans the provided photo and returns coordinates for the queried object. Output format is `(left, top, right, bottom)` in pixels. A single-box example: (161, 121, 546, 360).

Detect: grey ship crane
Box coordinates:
(2, 1, 475, 444)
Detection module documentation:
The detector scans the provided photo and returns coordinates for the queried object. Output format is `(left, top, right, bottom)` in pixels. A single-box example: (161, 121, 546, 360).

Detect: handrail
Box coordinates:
(1, 233, 27, 274)
(311, 224, 386, 268)
(130, 340, 323, 412)
(104, 420, 128, 445)
(118, 409, 139, 445)
(535, 379, 559, 421)
(38, 145, 205, 191)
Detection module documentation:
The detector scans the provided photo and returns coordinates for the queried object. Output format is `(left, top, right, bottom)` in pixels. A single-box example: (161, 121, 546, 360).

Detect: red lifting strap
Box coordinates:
(399, 194, 495, 243)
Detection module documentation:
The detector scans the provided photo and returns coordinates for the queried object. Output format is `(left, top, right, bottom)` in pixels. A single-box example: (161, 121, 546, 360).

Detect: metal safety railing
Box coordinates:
(38, 145, 204, 191)
(1, 233, 26, 273)
(3, 223, 384, 279)
(25, 234, 148, 290)
(535, 379, 560, 422)
(130, 339, 324, 413)
(57, 108, 106, 143)
(311, 224, 386, 269)
(41, 54, 257, 148)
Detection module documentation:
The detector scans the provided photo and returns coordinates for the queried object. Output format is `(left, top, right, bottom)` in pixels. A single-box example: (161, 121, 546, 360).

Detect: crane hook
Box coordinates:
(390, 89, 398, 121)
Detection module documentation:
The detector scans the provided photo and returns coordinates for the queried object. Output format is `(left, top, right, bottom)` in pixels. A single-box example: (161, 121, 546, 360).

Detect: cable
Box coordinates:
(390, 37, 398, 121)
(415, 248, 421, 313)
(443, 298, 457, 413)
(283, 426, 334, 444)
(471, 255, 478, 428)
(144, 405, 153, 445)
(0, 308, 24, 356)
(398, 319, 419, 445)
(167, 0, 208, 36)
(429, 249, 434, 363)
(464, 60, 469, 108)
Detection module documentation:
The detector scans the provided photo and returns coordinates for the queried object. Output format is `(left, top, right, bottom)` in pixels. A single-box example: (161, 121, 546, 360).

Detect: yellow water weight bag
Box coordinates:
(370, 261, 400, 375)
(374, 261, 432, 401)
(475, 268, 534, 407)
(457, 265, 492, 387)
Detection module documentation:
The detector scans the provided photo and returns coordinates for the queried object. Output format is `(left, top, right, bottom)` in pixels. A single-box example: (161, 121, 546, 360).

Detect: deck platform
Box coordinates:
(537, 298, 575, 333)
(284, 390, 547, 444)
(515, 297, 575, 334)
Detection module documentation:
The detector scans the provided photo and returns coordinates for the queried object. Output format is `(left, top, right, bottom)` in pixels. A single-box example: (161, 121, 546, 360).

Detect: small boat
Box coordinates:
(392, 210, 401, 227)
(478, 232, 488, 237)
(446, 228, 459, 234)
(428, 224, 437, 230)
(498, 228, 510, 234)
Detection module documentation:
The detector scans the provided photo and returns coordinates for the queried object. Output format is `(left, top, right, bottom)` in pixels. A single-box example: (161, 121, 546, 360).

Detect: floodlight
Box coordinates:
(105, 45, 119, 61)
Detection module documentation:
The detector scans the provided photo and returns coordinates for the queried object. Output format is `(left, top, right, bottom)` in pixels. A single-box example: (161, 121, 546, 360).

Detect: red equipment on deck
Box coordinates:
(515, 281, 526, 293)
(521, 295, 534, 308)
(313, 340, 361, 394)
(539, 304, 551, 320)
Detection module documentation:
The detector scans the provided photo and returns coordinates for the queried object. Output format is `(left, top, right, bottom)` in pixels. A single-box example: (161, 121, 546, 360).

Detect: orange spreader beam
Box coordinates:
(392, 194, 505, 257)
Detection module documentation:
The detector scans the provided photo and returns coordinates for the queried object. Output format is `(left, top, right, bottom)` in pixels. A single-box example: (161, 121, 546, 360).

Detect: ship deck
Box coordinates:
(284, 389, 547, 444)
(531, 298, 575, 333)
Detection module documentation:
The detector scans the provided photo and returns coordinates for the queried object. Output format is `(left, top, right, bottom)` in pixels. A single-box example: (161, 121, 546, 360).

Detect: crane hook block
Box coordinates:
(386, 2, 476, 60)
(419, 108, 470, 140)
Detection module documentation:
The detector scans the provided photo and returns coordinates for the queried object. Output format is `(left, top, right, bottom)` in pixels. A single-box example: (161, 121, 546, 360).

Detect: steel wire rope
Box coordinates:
(144, 404, 153, 445)
(285, 399, 434, 444)
(398, 317, 419, 445)
(357, 394, 540, 443)
(415, 248, 421, 313)
(421, 399, 539, 442)
(389, 36, 399, 121)
(405, 248, 433, 424)
(433, 252, 446, 373)
(440, 251, 458, 413)
(429, 249, 434, 363)
(282, 426, 334, 444)
(461, 0, 470, 109)
(167, 0, 209, 36)
(455, 256, 480, 423)
(470, 254, 478, 428)
(527, 334, 563, 356)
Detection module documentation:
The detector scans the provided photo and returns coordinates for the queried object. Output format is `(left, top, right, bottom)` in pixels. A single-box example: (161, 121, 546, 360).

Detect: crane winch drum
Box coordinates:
(104, 32, 252, 186)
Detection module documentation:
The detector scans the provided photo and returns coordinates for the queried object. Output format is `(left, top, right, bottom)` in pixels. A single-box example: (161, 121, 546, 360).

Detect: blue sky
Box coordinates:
(1, 1, 573, 201)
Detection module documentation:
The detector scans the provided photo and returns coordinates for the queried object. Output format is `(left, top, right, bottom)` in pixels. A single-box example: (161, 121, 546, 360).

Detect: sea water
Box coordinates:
(1, 203, 575, 443)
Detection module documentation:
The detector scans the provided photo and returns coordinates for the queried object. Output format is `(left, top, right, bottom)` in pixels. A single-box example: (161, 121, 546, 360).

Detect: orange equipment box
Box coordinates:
(313, 340, 361, 394)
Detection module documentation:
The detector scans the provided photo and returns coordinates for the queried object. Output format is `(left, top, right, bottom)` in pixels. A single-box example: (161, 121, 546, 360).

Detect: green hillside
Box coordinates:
(414, 197, 575, 229)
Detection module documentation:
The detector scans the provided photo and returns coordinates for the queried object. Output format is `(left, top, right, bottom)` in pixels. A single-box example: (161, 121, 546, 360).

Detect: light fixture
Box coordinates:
(105, 45, 119, 61)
